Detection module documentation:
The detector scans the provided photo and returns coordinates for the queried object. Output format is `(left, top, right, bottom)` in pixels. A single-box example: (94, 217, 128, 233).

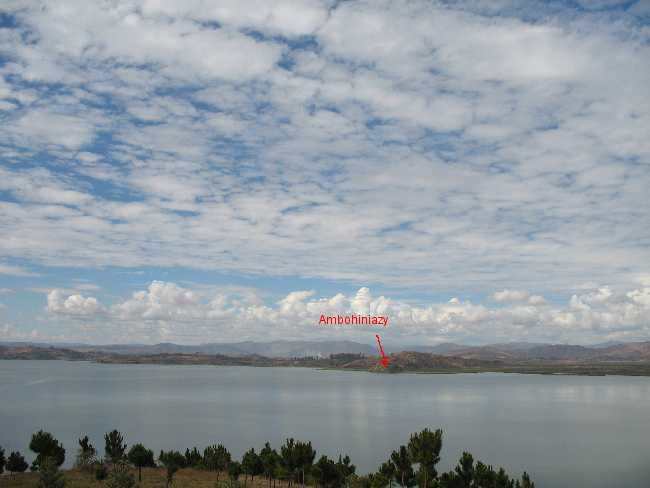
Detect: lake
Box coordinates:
(1, 360, 649, 487)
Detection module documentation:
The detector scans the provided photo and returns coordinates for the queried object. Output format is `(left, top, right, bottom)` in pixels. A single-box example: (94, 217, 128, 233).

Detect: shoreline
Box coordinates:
(3, 357, 650, 377)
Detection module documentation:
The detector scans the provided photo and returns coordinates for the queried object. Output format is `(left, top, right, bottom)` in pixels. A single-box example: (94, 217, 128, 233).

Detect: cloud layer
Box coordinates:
(0, 1, 649, 343)
(39, 281, 650, 345)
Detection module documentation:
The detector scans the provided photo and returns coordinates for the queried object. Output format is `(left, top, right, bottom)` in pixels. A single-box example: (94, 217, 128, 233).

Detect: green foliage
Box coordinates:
(280, 438, 316, 485)
(29, 430, 66, 471)
(78, 436, 96, 457)
(260, 442, 280, 483)
(159, 449, 186, 487)
(454, 452, 474, 488)
(7, 451, 29, 475)
(0, 446, 5, 475)
(12, 427, 534, 488)
(336, 454, 356, 481)
(128, 443, 155, 481)
(104, 430, 127, 463)
(520, 472, 535, 488)
(378, 460, 396, 484)
(75, 435, 97, 472)
(106, 462, 136, 488)
(312, 455, 343, 488)
(390, 446, 415, 487)
(185, 446, 202, 467)
(95, 463, 109, 480)
(242, 447, 264, 480)
(38, 457, 65, 488)
(408, 428, 443, 488)
(311, 454, 354, 488)
(436, 453, 534, 488)
(203, 444, 231, 472)
(228, 460, 242, 480)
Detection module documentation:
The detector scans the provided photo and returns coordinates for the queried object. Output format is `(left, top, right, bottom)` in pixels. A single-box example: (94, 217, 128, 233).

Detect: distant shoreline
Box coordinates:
(3, 345, 650, 377)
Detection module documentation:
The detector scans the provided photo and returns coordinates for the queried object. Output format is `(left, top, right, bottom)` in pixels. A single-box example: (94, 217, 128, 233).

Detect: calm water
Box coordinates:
(1, 361, 650, 487)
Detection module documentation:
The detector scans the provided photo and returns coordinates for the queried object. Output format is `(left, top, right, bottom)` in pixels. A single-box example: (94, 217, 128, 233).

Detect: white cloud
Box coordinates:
(0, 263, 39, 277)
(0, 0, 648, 336)
(36, 281, 650, 344)
(141, 0, 330, 37)
(47, 289, 103, 316)
(493, 289, 530, 302)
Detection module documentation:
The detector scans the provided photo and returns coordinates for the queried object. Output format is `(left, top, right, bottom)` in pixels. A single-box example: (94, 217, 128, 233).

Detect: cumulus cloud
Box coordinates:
(35, 281, 650, 345)
(47, 289, 104, 316)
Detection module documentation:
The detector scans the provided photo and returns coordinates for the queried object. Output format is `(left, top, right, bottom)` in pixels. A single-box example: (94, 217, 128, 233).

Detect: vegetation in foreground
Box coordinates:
(0, 429, 534, 488)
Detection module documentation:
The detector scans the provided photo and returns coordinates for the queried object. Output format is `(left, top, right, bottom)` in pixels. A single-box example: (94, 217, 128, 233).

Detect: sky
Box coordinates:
(0, 0, 649, 346)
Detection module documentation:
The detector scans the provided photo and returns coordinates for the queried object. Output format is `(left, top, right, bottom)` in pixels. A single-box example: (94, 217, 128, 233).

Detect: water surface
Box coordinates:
(1, 360, 649, 487)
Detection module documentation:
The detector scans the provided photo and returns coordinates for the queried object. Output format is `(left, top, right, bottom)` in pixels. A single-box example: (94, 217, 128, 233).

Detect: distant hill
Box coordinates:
(33, 340, 378, 358)
(3, 340, 650, 362)
(423, 341, 650, 362)
(3, 344, 650, 376)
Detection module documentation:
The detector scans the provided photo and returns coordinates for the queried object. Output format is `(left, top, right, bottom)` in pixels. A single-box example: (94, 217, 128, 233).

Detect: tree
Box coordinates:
(78, 436, 96, 457)
(75, 436, 97, 472)
(106, 462, 136, 488)
(312, 455, 342, 488)
(7, 451, 29, 477)
(454, 452, 474, 488)
(0, 446, 5, 475)
(336, 454, 356, 484)
(408, 428, 442, 488)
(280, 438, 314, 486)
(474, 461, 497, 487)
(520, 472, 535, 488)
(242, 447, 263, 485)
(203, 444, 231, 481)
(159, 450, 186, 488)
(229, 460, 242, 481)
(260, 442, 280, 488)
(29, 430, 65, 471)
(280, 438, 299, 486)
(378, 461, 396, 488)
(38, 457, 65, 488)
(294, 441, 316, 488)
(390, 446, 415, 487)
(495, 467, 513, 488)
(184, 447, 202, 468)
(104, 430, 127, 463)
(127, 443, 155, 482)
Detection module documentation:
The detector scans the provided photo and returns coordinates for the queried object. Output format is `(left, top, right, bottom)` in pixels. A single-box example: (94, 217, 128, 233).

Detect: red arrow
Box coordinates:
(375, 334, 390, 368)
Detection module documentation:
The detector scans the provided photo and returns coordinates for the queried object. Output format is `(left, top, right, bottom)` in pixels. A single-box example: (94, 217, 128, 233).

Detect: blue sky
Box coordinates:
(0, 0, 649, 345)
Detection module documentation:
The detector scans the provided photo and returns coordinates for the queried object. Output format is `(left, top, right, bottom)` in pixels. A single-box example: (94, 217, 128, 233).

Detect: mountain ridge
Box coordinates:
(2, 339, 650, 361)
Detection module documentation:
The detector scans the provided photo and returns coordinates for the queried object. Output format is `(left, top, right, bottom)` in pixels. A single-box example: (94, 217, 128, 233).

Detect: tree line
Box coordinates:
(0, 428, 534, 488)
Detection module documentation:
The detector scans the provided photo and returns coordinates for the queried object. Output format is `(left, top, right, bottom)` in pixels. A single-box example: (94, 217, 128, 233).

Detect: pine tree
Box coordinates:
(75, 436, 97, 471)
(454, 452, 474, 488)
(29, 430, 65, 471)
(407, 428, 442, 488)
(260, 442, 280, 488)
(38, 457, 65, 488)
(7, 451, 29, 476)
(104, 430, 127, 463)
(390, 446, 414, 487)
(159, 450, 186, 488)
(203, 443, 231, 481)
(127, 443, 154, 482)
